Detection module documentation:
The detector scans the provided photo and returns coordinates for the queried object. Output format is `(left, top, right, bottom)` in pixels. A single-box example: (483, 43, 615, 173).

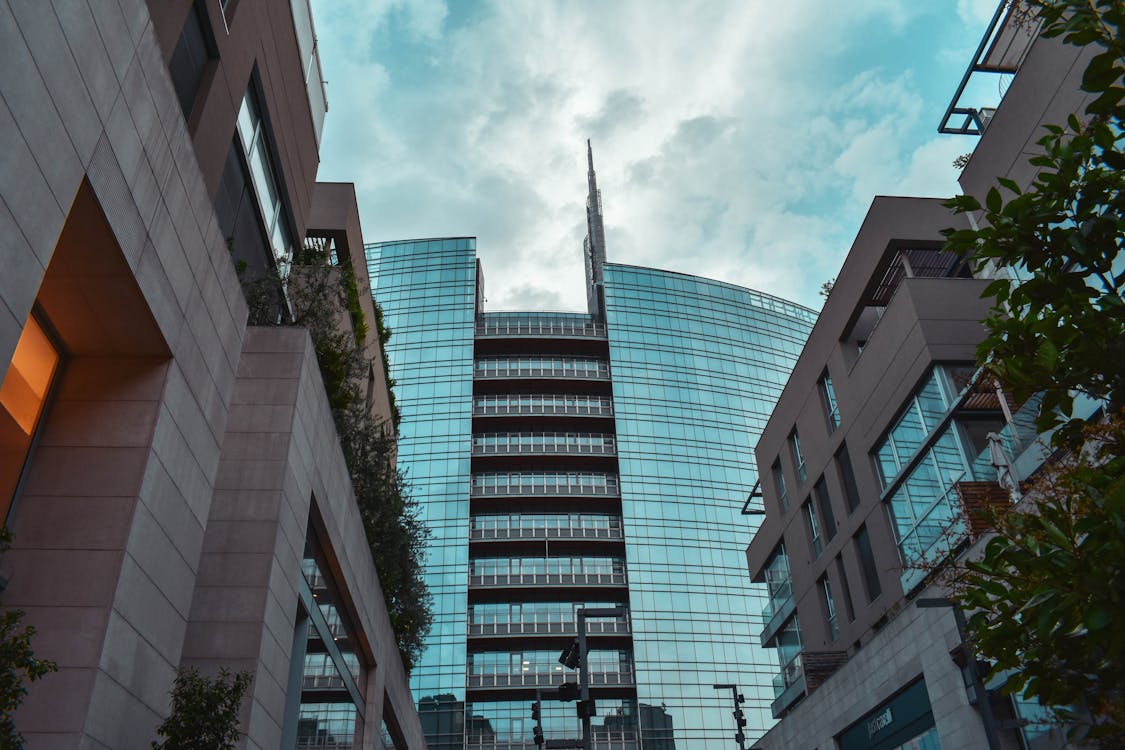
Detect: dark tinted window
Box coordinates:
(168, 2, 213, 118)
(813, 477, 837, 541)
(854, 525, 882, 601)
(835, 443, 861, 513)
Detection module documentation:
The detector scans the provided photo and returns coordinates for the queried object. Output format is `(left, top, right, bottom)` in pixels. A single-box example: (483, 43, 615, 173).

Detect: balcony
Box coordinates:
(474, 358, 611, 381)
(476, 314, 607, 339)
(474, 395, 614, 418)
(467, 670, 634, 690)
(468, 732, 639, 750)
(470, 523, 624, 542)
(472, 432, 616, 457)
(759, 591, 796, 648)
(469, 572, 627, 588)
(471, 473, 620, 498)
(468, 619, 631, 638)
(770, 653, 806, 718)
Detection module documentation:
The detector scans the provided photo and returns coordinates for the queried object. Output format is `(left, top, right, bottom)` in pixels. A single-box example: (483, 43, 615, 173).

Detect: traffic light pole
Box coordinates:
(713, 683, 747, 750)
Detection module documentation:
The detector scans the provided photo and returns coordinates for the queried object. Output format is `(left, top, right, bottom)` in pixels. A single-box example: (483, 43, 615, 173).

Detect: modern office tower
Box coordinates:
(0, 1, 422, 746)
(745, 4, 1097, 749)
(367, 150, 816, 749)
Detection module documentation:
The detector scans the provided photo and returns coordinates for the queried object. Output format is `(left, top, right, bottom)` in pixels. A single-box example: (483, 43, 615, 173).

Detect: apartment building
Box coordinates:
(0, 1, 421, 746)
(745, 4, 1097, 749)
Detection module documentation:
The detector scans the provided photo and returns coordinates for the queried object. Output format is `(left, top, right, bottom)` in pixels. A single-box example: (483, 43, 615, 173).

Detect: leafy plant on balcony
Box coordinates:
(286, 252, 431, 674)
(942, 1, 1125, 744)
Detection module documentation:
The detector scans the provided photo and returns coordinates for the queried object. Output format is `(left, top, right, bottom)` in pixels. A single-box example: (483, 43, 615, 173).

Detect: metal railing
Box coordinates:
(471, 474, 620, 497)
(469, 572, 627, 588)
(468, 620, 630, 637)
(474, 396, 614, 417)
(468, 733, 639, 750)
(472, 433, 616, 456)
(470, 525, 624, 541)
(476, 319, 607, 338)
(474, 359, 611, 380)
(302, 673, 346, 690)
(772, 653, 804, 698)
(467, 670, 634, 689)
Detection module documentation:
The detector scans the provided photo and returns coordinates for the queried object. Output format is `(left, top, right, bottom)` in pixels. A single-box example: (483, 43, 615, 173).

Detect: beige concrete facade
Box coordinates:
(0, 0, 423, 747)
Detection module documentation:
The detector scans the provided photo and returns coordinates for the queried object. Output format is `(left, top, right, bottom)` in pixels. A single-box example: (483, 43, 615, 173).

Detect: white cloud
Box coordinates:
(312, 0, 977, 311)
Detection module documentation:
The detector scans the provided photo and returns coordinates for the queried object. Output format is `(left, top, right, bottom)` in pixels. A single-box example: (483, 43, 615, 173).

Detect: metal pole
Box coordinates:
(577, 611, 591, 750)
(713, 684, 747, 750)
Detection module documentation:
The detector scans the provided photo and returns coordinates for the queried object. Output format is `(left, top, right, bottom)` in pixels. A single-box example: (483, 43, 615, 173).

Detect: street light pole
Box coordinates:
(712, 684, 748, 750)
(566, 606, 627, 750)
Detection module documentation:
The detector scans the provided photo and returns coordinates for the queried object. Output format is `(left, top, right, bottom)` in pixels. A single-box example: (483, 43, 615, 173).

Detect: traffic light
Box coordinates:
(557, 681, 580, 701)
(577, 699, 597, 719)
(533, 726, 544, 746)
(735, 732, 746, 746)
(558, 638, 581, 669)
(531, 700, 541, 722)
(733, 708, 747, 729)
(736, 692, 746, 704)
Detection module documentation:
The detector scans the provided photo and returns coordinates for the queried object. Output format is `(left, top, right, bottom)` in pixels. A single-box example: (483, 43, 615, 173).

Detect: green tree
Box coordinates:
(943, 0, 1125, 445)
(286, 255, 432, 673)
(941, 1, 1125, 744)
(151, 667, 252, 750)
(0, 527, 57, 748)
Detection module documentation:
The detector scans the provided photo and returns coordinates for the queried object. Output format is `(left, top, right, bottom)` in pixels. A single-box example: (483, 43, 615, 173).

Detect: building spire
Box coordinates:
(583, 139, 607, 318)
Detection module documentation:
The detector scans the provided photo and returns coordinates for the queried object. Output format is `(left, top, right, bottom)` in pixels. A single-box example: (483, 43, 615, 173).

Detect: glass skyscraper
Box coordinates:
(366, 151, 816, 749)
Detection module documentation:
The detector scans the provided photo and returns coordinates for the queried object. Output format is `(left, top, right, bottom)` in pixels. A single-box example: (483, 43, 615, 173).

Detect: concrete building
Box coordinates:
(0, 0, 422, 746)
(745, 4, 1097, 749)
(365, 147, 818, 750)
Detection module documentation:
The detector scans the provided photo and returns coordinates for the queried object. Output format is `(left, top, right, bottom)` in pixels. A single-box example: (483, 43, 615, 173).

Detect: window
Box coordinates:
(771, 460, 789, 513)
(813, 477, 837, 541)
(820, 576, 839, 642)
(235, 82, 296, 280)
(763, 544, 792, 618)
(834, 555, 856, 622)
(819, 371, 840, 431)
(789, 429, 806, 484)
(835, 444, 862, 513)
(854, 525, 882, 601)
(0, 312, 62, 521)
(168, 1, 215, 118)
(803, 501, 822, 558)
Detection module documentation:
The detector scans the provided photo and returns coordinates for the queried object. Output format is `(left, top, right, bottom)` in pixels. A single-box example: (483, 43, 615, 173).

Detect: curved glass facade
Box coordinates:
(603, 263, 817, 748)
(367, 236, 815, 750)
(366, 238, 479, 750)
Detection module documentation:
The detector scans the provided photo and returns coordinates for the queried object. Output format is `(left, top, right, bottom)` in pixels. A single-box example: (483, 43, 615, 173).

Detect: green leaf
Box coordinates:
(986, 186, 1003, 214)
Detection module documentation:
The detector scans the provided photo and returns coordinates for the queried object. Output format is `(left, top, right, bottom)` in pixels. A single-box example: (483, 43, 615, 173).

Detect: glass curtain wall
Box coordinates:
(603, 264, 816, 748)
(365, 238, 478, 750)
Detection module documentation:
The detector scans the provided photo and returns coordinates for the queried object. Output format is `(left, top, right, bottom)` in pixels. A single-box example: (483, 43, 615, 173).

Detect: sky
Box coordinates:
(310, 0, 1005, 312)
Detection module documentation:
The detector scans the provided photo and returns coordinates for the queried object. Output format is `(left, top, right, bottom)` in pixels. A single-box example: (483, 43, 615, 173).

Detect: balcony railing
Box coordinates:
(474, 396, 614, 417)
(471, 474, 620, 497)
(468, 732, 639, 750)
(468, 619, 630, 637)
(302, 673, 346, 690)
(474, 359, 611, 380)
(469, 572, 627, 588)
(772, 653, 804, 698)
(472, 433, 616, 456)
(470, 525, 624, 541)
(467, 670, 634, 689)
(476, 319, 607, 338)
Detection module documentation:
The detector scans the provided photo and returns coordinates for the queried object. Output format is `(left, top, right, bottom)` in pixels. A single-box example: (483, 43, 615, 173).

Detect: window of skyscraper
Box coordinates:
(803, 501, 823, 558)
(813, 477, 837, 541)
(820, 576, 840, 642)
(835, 444, 862, 514)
